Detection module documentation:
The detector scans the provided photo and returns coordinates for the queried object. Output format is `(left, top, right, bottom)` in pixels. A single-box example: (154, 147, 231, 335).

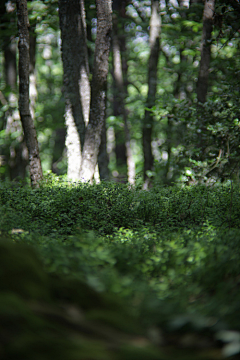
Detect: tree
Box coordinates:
(59, 0, 90, 181)
(196, 0, 215, 103)
(29, 18, 37, 120)
(112, 0, 135, 184)
(0, 1, 28, 181)
(16, 0, 43, 187)
(1, 0, 239, 185)
(79, 0, 112, 182)
(142, 0, 161, 187)
(98, 112, 109, 181)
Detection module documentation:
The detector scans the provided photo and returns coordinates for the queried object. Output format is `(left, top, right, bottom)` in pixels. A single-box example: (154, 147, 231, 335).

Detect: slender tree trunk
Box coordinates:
(4, 41, 17, 90)
(164, 115, 173, 184)
(16, 0, 43, 187)
(86, 6, 94, 76)
(97, 12, 109, 181)
(0, 2, 28, 181)
(98, 95, 109, 181)
(98, 125, 109, 181)
(59, 0, 90, 181)
(79, 0, 112, 182)
(4, 37, 28, 181)
(29, 22, 37, 119)
(196, 0, 215, 103)
(143, 0, 161, 185)
(112, 1, 135, 184)
(112, 56, 127, 176)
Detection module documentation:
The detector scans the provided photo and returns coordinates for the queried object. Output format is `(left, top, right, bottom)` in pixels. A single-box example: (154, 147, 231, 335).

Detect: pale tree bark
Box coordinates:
(16, 0, 43, 187)
(143, 0, 161, 187)
(112, 0, 135, 184)
(196, 0, 215, 103)
(59, 0, 90, 181)
(79, 0, 112, 182)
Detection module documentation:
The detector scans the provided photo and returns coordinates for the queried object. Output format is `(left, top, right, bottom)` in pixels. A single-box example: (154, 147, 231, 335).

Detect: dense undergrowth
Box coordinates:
(1, 175, 240, 358)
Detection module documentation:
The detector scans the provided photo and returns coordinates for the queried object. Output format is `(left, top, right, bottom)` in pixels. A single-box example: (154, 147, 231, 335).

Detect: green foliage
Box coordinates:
(1, 179, 240, 357)
(1, 0, 239, 183)
(1, 179, 240, 315)
(1, 175, 240, 236)
(150, 78, 240, 184)
(1, 0, 240, 355)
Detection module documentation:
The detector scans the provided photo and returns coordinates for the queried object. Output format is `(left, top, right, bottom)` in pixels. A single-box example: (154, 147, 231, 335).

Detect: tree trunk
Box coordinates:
(4, 37, 29, 181)
(98, 95, 109, 181)
(59, 0, 90, 181)
(16, 0, 43, 187)
(112, 52, 127, 176)
(0, 2, 28, 181)
(112, 1, 135, 184)
(79, 0, 112, 182)
(196, 0, 215, 103)
(4, 40, 17, 90)
(29, 22, 37, 119)
(142, 0, 161, 185)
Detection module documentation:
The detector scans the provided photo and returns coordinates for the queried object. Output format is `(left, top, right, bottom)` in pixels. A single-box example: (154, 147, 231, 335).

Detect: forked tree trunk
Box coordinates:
(79, 0, 112, 182)
(142, 0, 161, 186)
(196, 0, 215, 103)
(16, 0, 43, 187)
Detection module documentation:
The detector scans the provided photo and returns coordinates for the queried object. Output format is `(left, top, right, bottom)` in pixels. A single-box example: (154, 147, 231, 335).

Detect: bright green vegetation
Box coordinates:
(1, 176, 240, 358)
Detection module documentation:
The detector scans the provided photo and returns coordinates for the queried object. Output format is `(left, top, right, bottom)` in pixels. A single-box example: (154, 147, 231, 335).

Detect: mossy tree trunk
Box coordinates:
(79, 0, 112, 182)
(16, 0, 43, 187)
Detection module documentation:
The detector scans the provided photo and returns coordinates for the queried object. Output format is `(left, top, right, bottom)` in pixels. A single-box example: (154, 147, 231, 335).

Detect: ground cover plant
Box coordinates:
(1, 175, 240, 359)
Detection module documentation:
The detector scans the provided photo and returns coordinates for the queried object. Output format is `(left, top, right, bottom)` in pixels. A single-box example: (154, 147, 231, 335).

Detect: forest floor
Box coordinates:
(1, 175, 240, 359)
